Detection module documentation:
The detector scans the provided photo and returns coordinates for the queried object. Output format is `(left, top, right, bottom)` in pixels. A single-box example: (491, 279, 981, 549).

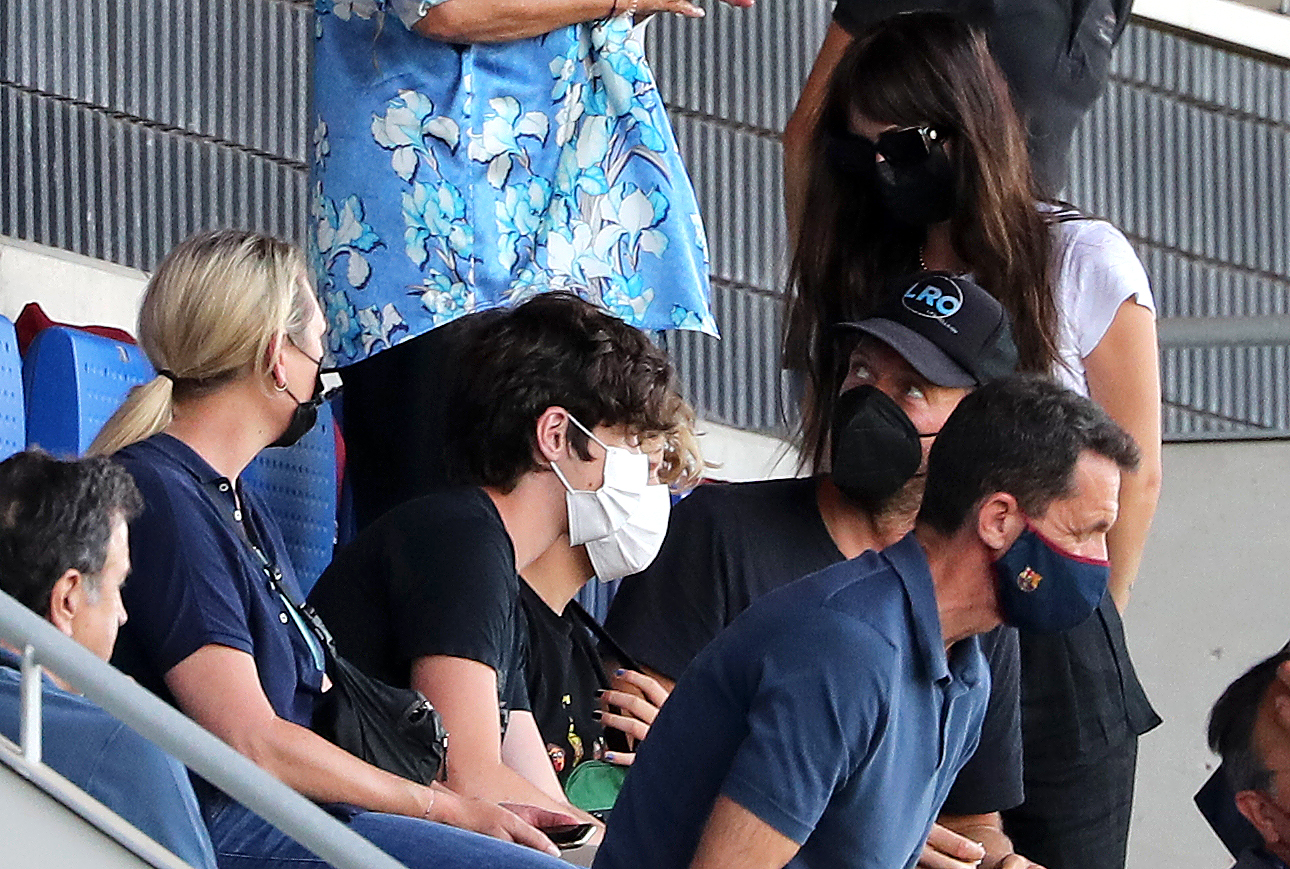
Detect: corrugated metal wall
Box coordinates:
(2, 0, 1286, 440)
(0, 0, 311, 269)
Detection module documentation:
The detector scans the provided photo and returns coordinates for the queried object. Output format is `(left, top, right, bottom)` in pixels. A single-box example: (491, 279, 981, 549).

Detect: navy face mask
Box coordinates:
(993, 520, 1110, 633)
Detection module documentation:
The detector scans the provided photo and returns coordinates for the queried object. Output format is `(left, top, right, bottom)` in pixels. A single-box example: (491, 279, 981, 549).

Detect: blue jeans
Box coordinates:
(204, 798, 566, 869)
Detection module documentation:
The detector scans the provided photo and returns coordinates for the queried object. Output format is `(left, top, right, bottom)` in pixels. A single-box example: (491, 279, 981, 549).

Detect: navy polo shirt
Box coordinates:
(112, 434, 325, 730)
(595, 533, 990, 869)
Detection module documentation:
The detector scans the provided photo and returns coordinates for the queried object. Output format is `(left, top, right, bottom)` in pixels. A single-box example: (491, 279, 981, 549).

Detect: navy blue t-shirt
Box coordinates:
(112, 434, 326, 730)
(596, 534, 990, 869)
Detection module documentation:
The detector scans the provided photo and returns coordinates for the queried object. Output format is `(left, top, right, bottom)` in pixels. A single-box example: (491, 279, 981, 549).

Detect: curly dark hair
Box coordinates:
(446, 292, 678, 492)
(784, 12, 1061, 470)
(0, 450, 143, 616)
(918, 376, 1140, 535)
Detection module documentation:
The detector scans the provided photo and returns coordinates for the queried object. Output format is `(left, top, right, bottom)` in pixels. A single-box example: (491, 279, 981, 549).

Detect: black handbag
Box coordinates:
(265, 571, 449, 786)
(210, 480, 450, 786)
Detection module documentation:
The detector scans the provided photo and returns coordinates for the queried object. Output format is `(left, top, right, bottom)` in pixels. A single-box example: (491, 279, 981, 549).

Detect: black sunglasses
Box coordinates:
(827, 124, 948, 174)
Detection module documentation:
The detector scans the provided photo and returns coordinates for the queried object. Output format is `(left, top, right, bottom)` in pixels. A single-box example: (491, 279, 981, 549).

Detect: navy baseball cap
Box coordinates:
(837, 273, 1019, 387)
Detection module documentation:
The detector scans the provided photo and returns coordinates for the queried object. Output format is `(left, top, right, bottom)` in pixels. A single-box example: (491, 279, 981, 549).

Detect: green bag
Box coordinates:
(564, 760, 627, 814)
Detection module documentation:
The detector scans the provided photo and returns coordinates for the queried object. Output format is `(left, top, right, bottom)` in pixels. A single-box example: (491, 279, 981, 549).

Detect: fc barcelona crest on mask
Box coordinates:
(1016, 566, 1043, 592)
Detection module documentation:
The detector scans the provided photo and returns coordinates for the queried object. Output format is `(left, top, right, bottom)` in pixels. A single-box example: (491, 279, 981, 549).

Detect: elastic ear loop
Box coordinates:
(551, 412, 612, 494)
(565, 412, 610, 452)
(549, 459, 577, 494)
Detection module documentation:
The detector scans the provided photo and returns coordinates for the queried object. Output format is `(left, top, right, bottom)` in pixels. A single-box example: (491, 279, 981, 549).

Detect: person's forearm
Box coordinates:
(782, 22, 853, 242)
(446, 755, 596, 823)
(1106, 454, 1162, 610)
(239, 716, 430, 817)
(412, 0, 621, 43)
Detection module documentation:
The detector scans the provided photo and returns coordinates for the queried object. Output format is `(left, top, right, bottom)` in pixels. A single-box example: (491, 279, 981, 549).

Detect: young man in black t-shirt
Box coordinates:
(309, 293, 683, 828)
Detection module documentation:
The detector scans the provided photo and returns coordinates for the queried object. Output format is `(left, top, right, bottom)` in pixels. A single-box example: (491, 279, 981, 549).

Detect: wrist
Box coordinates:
(404, 780, 439, 822)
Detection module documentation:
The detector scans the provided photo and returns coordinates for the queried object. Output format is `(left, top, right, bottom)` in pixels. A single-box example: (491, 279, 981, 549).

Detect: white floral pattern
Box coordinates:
(313, 2, 717, 366)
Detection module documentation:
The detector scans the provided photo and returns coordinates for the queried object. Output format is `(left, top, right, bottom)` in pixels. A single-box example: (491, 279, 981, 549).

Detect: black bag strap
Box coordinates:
(199, 479, 336, 666)
(568, 600, 641, 676)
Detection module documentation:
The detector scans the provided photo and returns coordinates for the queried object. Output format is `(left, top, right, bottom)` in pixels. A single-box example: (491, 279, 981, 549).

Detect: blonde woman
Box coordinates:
(92, 230, 569, 869)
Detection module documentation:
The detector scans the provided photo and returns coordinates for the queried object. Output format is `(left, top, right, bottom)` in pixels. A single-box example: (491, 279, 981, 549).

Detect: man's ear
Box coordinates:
(1236, 790, 1286, 846)
(975, 492, 1023, 553)
(533, 406, 570, 464)
(46, 569, 84, 638)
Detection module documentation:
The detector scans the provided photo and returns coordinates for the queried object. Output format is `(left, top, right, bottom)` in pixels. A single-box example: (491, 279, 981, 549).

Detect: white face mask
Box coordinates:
(550, 414, 671, 581)
(584, 482, 671, 581)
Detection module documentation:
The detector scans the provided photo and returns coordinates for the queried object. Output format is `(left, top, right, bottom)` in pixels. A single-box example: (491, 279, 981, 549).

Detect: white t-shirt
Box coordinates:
(1049, 216, 1155, 398)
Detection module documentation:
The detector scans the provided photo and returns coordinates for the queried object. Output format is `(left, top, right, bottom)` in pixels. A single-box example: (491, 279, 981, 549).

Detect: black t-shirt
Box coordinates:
(830, 0, 1132, 194)
(308, 486, 529, 715)
(606, 476, 1024, 815)
(518, 582, 609, 783)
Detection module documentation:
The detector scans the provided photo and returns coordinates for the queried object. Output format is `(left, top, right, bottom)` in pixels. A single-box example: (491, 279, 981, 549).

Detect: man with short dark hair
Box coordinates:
(0, 450, 217, 869)
(595, 376, 1140, 869)
(607, 274, 1031, 867)
(1208, 649, 1290, 869)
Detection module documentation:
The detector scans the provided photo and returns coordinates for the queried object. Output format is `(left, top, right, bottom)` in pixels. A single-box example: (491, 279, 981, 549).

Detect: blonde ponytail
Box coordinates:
(88, 375, 176, 456)
(89, 229, 314, 456)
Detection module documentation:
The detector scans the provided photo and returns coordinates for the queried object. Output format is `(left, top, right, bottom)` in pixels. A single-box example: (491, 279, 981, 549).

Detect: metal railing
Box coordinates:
(1157, 316, 1290, 347)
(0, 589, 406, 869)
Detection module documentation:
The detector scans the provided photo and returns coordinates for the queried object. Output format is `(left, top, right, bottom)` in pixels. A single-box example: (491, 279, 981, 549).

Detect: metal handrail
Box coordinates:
(1157, 315, 1290, 347)
(0, 590, 406, 869)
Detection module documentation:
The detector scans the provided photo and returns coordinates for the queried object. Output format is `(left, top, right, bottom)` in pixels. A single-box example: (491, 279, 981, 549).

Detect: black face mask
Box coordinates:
(270, 372, 325, 449)
(830, 385, 925, 510)
(873, 144, 957, 228)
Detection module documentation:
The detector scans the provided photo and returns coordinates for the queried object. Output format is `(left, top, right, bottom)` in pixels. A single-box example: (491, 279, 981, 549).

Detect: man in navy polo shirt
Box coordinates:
(594, 377, 1142, 869)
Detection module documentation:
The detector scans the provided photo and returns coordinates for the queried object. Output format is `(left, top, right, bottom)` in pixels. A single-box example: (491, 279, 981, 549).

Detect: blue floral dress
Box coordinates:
(312, 0, 718, 368)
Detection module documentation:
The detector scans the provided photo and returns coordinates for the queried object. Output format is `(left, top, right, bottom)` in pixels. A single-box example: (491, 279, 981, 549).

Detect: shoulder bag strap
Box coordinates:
(568, 600, 642, 676)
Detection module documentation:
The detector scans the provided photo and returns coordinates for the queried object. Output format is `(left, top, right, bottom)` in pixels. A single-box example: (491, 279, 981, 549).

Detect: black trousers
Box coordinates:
(1002, 598, 1159, 869)
(1002, 736, 1138, 869)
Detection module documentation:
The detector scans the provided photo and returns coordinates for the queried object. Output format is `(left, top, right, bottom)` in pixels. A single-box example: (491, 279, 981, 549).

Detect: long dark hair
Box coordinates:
(784, 12, 1060, 469)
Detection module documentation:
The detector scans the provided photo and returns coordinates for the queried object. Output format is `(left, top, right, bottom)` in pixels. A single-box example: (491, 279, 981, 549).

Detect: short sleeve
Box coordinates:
(720, 619, 884, 843)
(117, 462, 255, 677)
(605, 486, 735, 680)
(941, 626, 1024, 815)
(386, 508, 519, 673)
(1056, 219, 1155, 361)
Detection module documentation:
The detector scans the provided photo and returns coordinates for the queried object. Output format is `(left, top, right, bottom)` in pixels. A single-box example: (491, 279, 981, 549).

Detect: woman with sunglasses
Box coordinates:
(783, 13, 1162, 869)
(90, 230, 570, 869)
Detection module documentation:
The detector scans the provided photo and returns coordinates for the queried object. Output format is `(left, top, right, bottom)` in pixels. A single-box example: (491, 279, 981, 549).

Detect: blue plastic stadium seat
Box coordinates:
(0, 318, 26, 460)
(243, 401, 339, 595)
(22, 327, 154, 457)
